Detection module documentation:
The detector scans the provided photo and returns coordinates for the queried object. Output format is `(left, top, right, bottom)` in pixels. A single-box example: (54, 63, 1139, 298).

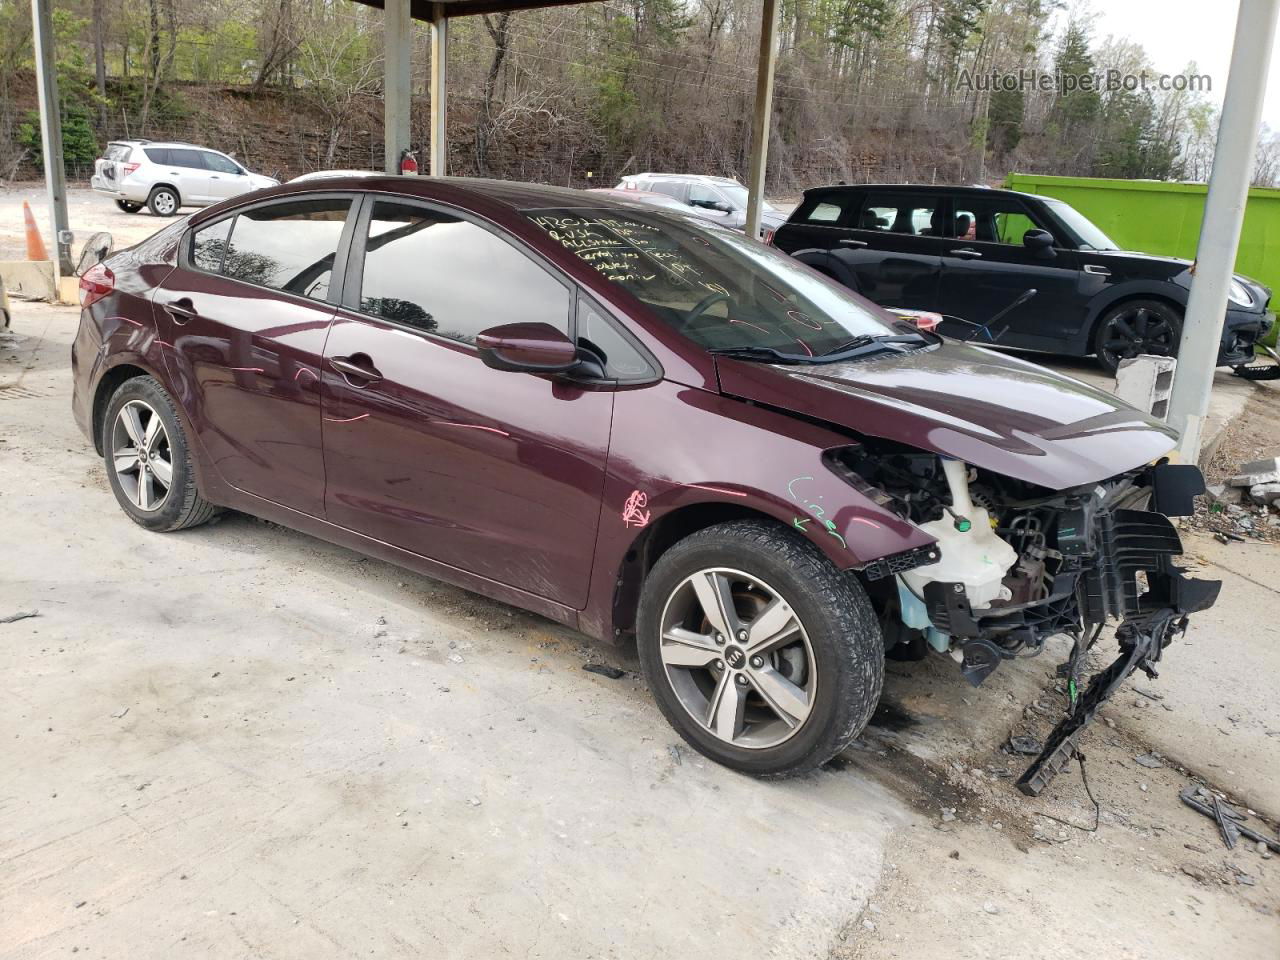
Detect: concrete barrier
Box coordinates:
(0, 260, 58, 302)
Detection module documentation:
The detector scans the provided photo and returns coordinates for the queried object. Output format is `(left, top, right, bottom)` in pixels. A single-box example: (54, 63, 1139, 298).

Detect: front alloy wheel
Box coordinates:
(111, 399, 173, 512)
(1094, 300, 1181, 373)
(659, 568, 815, 749)
(637, 520, 883, 778)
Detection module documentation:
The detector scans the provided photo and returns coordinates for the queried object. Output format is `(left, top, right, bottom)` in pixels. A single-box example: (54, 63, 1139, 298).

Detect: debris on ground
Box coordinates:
(1193, 411, 1280, 542)
(582, 663, 625, 679)
(1134, 752, 1164, 768)
(0, 610, 39, 623)
(1006, 734, 1042, 756)
(1179, 784, 1280, 853)
(110, 707, 129, 719)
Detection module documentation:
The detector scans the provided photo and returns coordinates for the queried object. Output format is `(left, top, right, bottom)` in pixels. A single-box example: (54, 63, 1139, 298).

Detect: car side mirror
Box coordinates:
(476, 322, 581, 374)
(1023, 229, 1056, 258)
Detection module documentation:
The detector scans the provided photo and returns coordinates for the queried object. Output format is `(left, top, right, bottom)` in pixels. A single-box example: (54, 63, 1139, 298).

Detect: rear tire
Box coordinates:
(1093, 299, 1182, 374)
(147, 186, 180, 217)
(103, 376, 218, 532)
(114, 199, 143, 213)
(637, 519, 883, 778)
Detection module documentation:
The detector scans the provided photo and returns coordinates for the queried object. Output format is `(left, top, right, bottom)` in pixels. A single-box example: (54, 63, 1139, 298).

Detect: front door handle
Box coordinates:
(950, 248, 983, 259)
(164, 298, 198, 322)
(330, 354, 383, 384)
(839, 238, 868, 248)
(1083, 264, 1111, 276)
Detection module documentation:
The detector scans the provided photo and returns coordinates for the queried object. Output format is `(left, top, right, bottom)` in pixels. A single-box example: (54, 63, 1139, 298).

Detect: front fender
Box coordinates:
(578, 379, 934, 640)
(1077, 279, 1189, 352)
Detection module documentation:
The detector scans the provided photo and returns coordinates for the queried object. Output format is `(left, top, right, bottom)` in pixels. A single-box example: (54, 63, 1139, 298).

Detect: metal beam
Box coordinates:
(384, 0, 413, 173)
(30, 0, 72, 275)
(429, 3, 449, 176)
(1167, 0, 1280, 460)
(744, 0, 779, 240)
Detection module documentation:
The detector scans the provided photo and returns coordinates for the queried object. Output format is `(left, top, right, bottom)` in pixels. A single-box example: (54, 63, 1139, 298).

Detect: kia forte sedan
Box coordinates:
(71, 177, 1219, 787)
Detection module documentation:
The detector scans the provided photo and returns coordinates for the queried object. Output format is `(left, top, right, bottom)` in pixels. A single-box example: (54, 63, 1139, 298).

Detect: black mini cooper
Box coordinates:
(771, 183, 1276, 375)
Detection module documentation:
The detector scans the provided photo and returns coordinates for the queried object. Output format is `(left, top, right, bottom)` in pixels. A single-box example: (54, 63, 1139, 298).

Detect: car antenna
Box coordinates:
(963, 288, 1037, 343)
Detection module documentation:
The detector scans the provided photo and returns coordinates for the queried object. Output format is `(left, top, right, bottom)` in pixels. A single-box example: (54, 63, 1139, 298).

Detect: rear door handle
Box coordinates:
(950, 248, 983, 259)
(839, 238, 868, 248)
(164, 298, 198, 322)
(330, 354, 383, 384)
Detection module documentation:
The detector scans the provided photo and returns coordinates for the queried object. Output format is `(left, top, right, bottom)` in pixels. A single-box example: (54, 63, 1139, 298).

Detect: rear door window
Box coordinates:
(168, 149, 207, 170)
(191, 219, 232, 273)
(858, 193, 947, 236)
(647, 180, 688, 202)
(355, 200, 570, 344)
(218, 198, 352, 300)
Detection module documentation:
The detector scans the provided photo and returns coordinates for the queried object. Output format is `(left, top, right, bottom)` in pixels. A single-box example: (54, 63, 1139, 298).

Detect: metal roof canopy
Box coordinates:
(347, 0, 779, 235)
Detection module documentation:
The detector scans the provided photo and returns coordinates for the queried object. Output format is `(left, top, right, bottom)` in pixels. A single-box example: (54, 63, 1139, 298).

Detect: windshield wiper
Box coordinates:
(707, 345, 813, 364)
(814, 332, 929, 360)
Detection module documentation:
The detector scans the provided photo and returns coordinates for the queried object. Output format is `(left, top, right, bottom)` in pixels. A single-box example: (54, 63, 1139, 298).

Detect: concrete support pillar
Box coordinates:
(1167, 0, 1280, 461)
(31, 0, 73, 275)
(429, 4, 449, 177)
(383, 0, 413, 174)
(744, 0, 779, 240)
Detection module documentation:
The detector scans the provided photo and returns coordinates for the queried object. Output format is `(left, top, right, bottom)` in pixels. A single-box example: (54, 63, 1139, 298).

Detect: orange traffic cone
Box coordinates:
(23, 201, 50, 261)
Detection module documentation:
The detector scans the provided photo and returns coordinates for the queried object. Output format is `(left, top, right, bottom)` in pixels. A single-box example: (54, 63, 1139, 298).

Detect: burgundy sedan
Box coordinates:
(72, 177, 1218, 786)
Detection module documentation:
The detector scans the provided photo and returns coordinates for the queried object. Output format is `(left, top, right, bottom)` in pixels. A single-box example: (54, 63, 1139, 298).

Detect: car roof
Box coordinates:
(189, 176, 689, 231)
(623, 173, 741, 186)
(802, 183, 1042, 202)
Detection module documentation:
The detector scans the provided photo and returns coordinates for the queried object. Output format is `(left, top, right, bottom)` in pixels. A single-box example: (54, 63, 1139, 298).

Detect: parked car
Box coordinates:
(586, 186, 729, 224)
(91, 140, 278, 217)
(770, 183, 1275, 373)
(72, 177, 1219, 786)
(617, 173, 786, 238)
(289, 170, 381, 183)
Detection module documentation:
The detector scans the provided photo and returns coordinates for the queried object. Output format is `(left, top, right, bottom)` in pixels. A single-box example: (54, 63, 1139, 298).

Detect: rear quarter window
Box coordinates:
(791, 193, 855, 226)
(143, 147, 171, 164)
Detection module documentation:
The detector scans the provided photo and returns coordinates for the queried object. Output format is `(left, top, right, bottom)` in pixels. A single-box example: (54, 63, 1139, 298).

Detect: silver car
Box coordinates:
(91, 140, 278, 217)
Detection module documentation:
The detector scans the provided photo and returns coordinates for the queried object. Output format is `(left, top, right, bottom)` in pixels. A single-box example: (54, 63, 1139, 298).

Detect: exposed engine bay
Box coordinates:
(832, 441, 1223, 795)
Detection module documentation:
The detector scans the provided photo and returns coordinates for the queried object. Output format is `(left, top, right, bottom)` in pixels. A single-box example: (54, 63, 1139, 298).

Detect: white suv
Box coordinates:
(616, 173, 787, 238)
(91, 141, 278, 217)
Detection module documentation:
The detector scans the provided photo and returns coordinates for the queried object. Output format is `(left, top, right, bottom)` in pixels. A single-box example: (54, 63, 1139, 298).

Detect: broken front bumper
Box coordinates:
(919, 464, 1222, 795)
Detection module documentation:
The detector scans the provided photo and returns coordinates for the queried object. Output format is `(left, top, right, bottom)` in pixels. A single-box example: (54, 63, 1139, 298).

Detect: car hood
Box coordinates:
(714, 341, 1178, 489)
(249, 174, 280, 190)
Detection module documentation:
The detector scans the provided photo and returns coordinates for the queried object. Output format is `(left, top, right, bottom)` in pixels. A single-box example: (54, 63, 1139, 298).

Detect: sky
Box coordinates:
(1087, 1, 1280, 130)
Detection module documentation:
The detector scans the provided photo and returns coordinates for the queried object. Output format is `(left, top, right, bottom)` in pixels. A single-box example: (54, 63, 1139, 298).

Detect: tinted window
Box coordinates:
(953, 198, 1048, 245)
(168, 149, 206, 169)
(221, 198, 350, 300)
(358, 201, 570, 344)
(526, 208, 897, 356)
(143, 147, 171, 164)
(203, 152, 241, 174)
(859, 193, 945, 235)
(577, 295, 652, 380)
(647, 180, 686, 202)
(191, 219, 232, 273)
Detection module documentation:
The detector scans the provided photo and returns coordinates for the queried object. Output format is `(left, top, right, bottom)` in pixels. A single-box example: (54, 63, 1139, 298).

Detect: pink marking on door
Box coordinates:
(685, 483, 748, 497)
(431, 419, 511, 437)
(323, 413, 370, 424)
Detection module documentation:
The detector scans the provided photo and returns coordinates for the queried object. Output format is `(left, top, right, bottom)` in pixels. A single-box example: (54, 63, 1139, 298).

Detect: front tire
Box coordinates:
(1093, 299, 1182, 373)
(103, 376, 218, 532)
(637, 520, 883, 778)
(114, 199, 143, 213)
(147, 186, 180, 217)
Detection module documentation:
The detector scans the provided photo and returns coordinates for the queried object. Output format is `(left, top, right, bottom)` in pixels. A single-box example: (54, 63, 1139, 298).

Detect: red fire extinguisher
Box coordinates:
(399, 148, 419, 176)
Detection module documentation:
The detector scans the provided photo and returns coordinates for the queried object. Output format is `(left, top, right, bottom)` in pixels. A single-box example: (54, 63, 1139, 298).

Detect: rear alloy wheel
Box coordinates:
(1094, 299, 1182, 373)
(637, 520, 883, 778)
(147, 186, 179, 217)
(103, 376, 219, 532)
(114, 199, 143, 213)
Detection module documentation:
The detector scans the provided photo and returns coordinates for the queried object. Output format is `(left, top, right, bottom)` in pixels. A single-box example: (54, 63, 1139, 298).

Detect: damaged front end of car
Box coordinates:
(833, 443, 1222, 796)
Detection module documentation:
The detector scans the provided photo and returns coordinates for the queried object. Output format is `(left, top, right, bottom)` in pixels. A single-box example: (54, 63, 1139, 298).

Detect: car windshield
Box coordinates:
(720, 184, 776, 213)
(1043, 198, 1118, 251)
(525, 207, 899, 356)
